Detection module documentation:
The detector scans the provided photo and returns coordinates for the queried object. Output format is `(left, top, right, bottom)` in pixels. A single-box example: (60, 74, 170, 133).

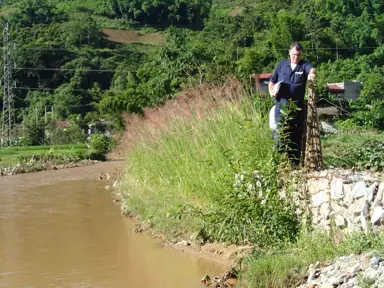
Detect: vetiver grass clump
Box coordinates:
(119, 81, 384, 288)
(120, 81, 300, 247)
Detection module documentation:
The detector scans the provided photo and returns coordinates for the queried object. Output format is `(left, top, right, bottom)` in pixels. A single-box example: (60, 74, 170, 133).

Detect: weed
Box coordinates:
(322, 133, 384, 169)
(357, 274, 375, 288)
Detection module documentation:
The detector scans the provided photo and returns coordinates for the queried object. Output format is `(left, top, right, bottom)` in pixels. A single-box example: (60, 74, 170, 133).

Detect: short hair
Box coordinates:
(290, 42, 304, 51)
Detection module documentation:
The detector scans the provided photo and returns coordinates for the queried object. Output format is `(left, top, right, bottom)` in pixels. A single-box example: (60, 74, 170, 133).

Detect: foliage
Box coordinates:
(23, 122, 46, 146)
(1, 0, 383, 128)
(347, 139, 384, 171)
(49, 124, 87, 145)
(108, 0, 212, 27)
(352, 100, 384, 130)
(334, 118, 367, 133)
(9, 0, 68, 28)
(186, 154, 299, 246)
(322, 133, 384, 170)
(88, 133, 110, 160)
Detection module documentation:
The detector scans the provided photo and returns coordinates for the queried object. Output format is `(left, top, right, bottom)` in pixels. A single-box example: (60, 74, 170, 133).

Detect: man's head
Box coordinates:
(289, 42, 303, 64)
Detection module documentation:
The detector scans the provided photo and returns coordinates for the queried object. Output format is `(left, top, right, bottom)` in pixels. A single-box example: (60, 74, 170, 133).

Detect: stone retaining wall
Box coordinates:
(305, 169, 384, 233)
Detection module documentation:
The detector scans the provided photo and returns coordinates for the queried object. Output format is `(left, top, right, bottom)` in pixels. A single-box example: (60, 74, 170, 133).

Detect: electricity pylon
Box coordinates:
(1, 21, 15, 147)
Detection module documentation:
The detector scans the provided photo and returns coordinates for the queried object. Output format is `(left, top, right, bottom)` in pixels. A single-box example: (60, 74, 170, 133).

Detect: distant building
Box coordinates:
(56, 121, 72, 128)
(327, 81, 361, 101)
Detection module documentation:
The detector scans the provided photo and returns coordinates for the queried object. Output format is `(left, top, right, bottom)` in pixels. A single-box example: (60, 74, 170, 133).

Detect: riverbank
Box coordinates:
(0, 160, 125, 189)
(0, 144, 98, 176)
(113, 82, 384, 287)
(0, 158, 101, 176)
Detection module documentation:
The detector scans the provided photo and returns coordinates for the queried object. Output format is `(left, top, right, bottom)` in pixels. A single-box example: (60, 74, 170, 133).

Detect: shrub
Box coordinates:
(188, 155, 299, 246)
(88, 133, 110, 160)
(347, 140, 384, 171)
(24, 122, 46, 146)
(334, 118, 365, 134)
(49, 125, 87, 145)
(351, 100, 384, 130)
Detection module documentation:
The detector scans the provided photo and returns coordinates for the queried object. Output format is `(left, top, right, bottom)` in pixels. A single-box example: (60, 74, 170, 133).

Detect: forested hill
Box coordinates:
(0, 0, 383, 130)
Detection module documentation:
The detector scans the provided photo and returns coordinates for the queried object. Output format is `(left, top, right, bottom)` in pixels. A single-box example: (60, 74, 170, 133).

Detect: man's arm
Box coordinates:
(269, 62, 280, 98)
(268, 81, 276, 97)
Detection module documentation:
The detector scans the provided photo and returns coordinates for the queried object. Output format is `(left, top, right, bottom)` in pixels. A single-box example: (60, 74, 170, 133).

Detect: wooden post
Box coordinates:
(303, 80, 323, 170)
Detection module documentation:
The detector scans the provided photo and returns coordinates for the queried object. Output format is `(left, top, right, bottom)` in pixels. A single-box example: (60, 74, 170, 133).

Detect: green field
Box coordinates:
(0, 144, 89, 168)
(0, 144, 87, 156)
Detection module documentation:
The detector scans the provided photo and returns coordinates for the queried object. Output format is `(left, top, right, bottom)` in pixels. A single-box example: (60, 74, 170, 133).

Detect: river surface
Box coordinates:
(0, 162, 223, 288)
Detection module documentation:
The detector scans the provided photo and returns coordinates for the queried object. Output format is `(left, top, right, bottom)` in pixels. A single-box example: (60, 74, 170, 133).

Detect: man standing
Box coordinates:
(268, 42, 316, 165)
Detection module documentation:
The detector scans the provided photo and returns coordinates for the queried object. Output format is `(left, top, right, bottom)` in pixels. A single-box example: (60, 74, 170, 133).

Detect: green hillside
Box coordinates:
(0, 0, 382, 135)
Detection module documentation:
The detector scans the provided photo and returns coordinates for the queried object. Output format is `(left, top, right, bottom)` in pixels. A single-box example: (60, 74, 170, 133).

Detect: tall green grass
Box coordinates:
(120, 86, 291, 241)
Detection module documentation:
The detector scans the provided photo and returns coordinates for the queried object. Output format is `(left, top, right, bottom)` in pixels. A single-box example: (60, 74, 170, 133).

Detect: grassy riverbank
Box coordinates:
(0, 144, 93, 174)
(119, 84, 384, 286)
(120, 83, 299, 246)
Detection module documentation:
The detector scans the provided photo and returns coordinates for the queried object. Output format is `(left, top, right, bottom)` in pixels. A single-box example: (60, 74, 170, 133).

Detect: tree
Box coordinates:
(108, 0, 212, 27)
(9, 0, 68, 28)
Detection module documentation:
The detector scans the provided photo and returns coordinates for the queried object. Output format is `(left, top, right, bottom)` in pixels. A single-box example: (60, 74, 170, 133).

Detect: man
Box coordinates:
(268, 42, 316, 165)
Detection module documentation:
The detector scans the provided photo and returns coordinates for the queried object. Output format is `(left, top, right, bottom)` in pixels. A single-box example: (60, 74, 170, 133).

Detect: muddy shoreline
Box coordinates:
(0, 159, 103, 176)
(113, 193, 251, 275)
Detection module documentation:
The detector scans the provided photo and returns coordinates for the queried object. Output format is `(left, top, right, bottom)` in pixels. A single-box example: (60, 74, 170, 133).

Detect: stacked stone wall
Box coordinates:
(305, 169, 384, 233)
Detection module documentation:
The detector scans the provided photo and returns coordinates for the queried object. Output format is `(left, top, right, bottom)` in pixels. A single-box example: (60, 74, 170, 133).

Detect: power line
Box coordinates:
(11, 85, 383, 98)
(12, 45, 382, 53)
(14, 46, 119, 52)
(12, 67, 137, 73)
(13, 86, 110, 93)
(12, 103, 95, 112)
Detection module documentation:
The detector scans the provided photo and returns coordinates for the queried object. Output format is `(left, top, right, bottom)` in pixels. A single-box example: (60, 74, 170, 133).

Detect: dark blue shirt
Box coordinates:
(269, 59, 313, 103)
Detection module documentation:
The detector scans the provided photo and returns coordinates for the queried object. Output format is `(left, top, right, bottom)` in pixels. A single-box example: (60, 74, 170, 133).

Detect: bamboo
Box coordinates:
(303, 80, 323, 170)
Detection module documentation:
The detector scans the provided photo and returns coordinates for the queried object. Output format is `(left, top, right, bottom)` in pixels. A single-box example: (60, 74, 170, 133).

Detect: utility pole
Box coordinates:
(22, 108, 25, 138)
(1, 21, 15, 147)
(45, 105, 54, 123)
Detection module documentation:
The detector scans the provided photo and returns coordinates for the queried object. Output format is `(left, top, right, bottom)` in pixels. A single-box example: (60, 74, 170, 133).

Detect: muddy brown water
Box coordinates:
(0, 161, 223, 288)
